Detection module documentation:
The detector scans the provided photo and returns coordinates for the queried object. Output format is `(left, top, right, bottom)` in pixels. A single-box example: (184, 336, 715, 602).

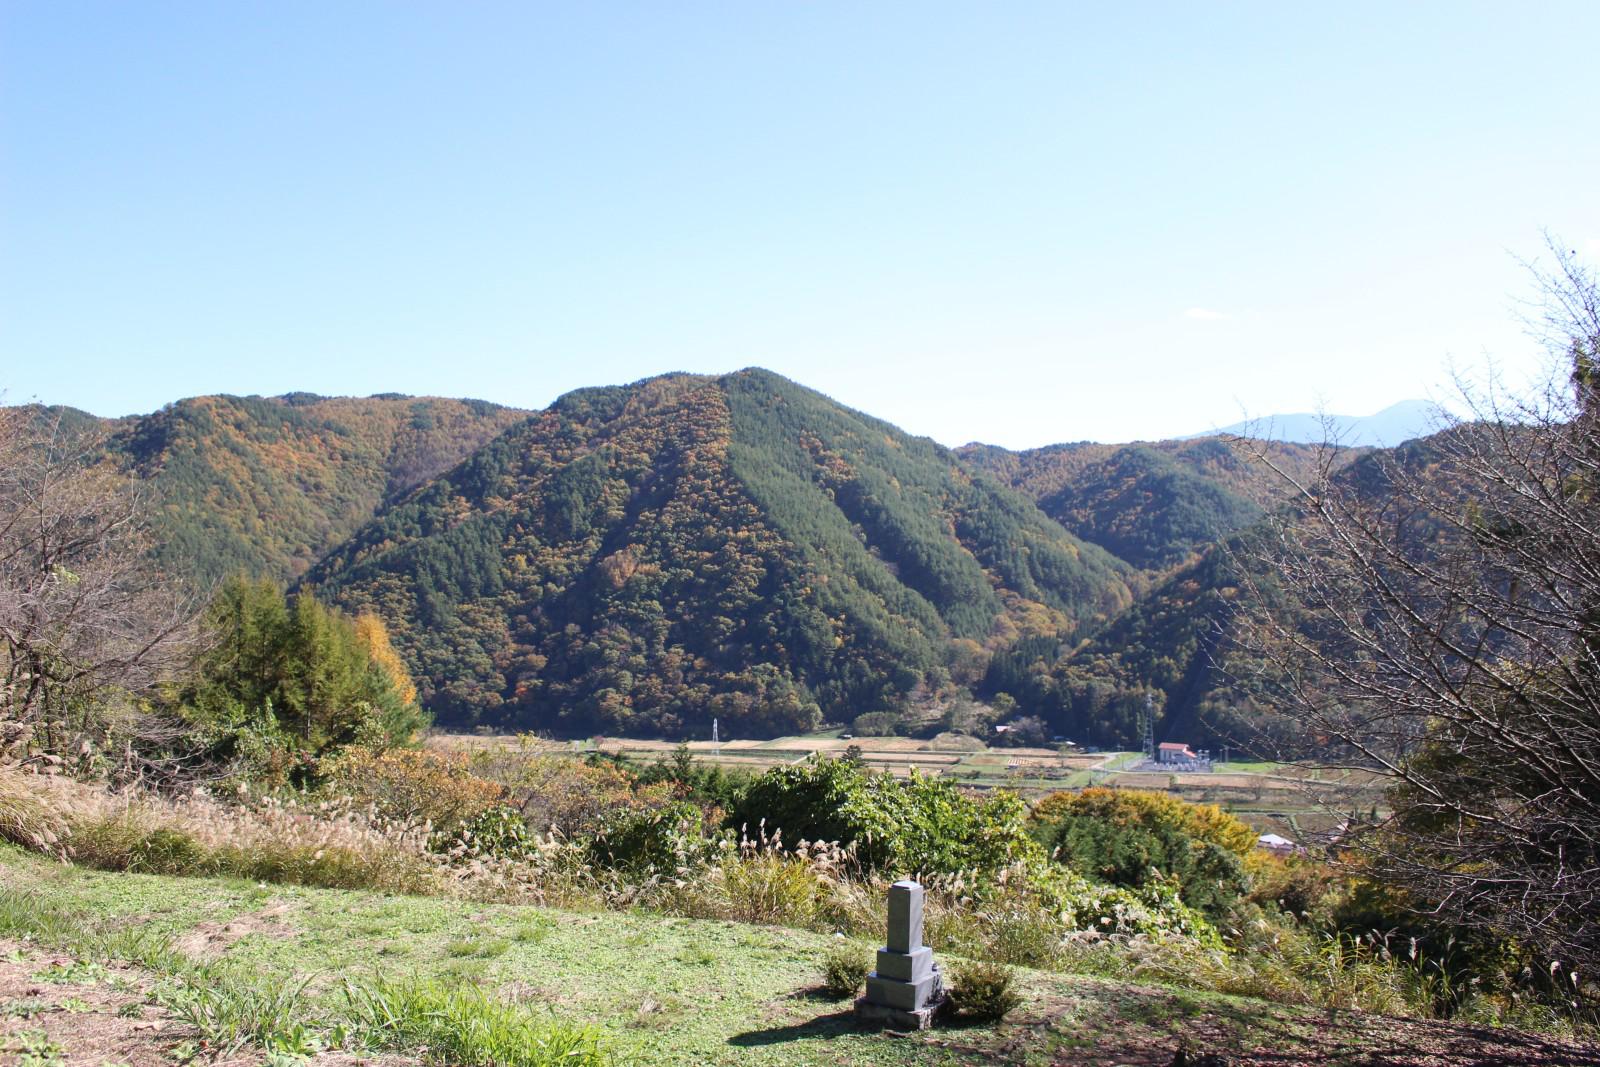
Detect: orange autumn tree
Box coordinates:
(354, 613, 418, 707)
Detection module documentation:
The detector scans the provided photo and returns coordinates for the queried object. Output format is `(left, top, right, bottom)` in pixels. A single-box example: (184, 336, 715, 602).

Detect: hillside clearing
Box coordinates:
(3, 850, 1595, 1066)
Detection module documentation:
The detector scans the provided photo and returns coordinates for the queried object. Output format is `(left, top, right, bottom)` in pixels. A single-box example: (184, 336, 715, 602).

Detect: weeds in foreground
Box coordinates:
(12, 1028, 65, 1067)
(160, 974, 320, 1059)
(0, 888, 609, 1067)
(340, 974, 608, 1066)
(822, 943, 870, 998)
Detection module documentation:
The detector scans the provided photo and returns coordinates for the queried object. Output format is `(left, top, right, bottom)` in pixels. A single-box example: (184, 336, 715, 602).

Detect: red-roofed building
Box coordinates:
(1156, 741, 1212, 770)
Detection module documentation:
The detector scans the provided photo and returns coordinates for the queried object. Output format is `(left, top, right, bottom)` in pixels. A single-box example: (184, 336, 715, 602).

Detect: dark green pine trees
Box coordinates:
(181, 577, 427, 776)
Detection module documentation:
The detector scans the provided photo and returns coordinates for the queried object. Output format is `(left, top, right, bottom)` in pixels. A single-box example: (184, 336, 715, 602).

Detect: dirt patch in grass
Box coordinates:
(172, 900, 299, 961)
(0, 940, 190, 1067)
(0, 938, 405, 1066)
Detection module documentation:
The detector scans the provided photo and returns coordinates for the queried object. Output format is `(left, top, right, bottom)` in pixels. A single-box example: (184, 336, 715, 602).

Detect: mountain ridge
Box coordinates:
(1184, 399, 1439, 447)
(12, 371, 1443, 747)
(301, 368, 1135, 736)
(94, 392, 531, 584)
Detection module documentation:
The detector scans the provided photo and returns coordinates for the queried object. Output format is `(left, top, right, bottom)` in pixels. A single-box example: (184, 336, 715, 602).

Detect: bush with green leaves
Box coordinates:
(431, 805, 538, 862)
(729, 757, 1037, 876)
(589, 800, 720, 872)
(176, 577, 428, 783)
(928, 861, 1222, 964)
(821, 943, 869, 998)
(627, 744, 750, 813)
(945, 960, 1020, 1021)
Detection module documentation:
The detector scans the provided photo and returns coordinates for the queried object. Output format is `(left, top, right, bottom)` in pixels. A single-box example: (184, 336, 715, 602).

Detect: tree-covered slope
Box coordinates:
(305, 370, 1133, 736)
(959, 437, 1336, 571)
(977, 434, 1455, 751)
(102, 393, 529, 584)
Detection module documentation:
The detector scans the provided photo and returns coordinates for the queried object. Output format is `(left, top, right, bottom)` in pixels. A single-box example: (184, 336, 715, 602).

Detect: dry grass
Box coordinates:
(0, 769, 1582, 1033)
(0, 769, 69, 856)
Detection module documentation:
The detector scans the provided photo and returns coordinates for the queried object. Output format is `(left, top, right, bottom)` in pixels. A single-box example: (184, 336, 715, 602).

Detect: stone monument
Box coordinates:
(855, 879, 944, 1029)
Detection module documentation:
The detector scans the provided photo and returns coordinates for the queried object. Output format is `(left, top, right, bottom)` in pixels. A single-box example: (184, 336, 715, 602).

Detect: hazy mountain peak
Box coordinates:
(1190, 399, 1439, 448)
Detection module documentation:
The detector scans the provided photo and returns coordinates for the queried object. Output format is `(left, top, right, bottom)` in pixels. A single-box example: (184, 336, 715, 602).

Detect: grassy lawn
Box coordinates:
(1214, 760, 1285, 774)
(7, 848, 1596, 1066)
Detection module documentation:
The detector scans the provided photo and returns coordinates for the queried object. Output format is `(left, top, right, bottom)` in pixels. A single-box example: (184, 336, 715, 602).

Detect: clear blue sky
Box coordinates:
(3, 2, 1596, 447)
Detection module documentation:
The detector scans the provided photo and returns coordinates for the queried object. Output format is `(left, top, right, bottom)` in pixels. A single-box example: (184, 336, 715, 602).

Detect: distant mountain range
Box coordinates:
(1186, 399, 1440, 448)
(24, 372, 1436, 747)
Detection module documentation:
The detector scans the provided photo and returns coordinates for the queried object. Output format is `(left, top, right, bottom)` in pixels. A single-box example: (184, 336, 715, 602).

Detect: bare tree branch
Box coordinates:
(1228, 241, 1600, 973)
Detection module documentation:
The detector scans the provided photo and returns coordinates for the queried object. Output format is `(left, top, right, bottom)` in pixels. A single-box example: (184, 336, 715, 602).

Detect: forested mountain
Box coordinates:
(958, 437, 1335, 572)
(98, 393, 529, 584)
(17, 375, 1442, 748)
(975, 433, 1462, 751)
(978, 547, 1259, 750)
(302, 370, 1134, 737)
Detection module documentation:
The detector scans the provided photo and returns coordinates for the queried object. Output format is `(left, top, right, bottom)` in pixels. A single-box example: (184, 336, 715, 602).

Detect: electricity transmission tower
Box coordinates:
(1141, 692, 1156, 763)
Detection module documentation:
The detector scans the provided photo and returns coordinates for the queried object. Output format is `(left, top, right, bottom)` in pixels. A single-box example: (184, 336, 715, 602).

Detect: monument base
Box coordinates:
(853, 992, 946, 1031)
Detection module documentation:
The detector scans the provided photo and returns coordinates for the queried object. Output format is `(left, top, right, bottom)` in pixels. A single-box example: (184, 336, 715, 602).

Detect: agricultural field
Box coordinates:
(431, 731, 1386, 841)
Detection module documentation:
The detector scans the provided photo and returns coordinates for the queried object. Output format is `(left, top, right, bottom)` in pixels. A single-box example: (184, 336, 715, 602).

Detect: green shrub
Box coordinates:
(1031, 787, 1258, 856)
(945, 959, 1020, 1021)
(432, 804, 538, 861)
(1031, 790, 1251, 919)
(589, 800, 715, 872)
(730, 757, 1038, 876)
(822, 944, 869, 998)
(630, 745, 751, 812)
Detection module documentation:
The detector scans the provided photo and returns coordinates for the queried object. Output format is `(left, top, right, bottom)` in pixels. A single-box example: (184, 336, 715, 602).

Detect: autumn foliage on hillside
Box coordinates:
(105, 393, 527, 584)
(305, 371, 1133, 737)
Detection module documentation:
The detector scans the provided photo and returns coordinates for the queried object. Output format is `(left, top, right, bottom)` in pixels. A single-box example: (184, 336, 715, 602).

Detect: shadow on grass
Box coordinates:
(786, 984, 854, 1004)
(727, 1009, 862, 1047)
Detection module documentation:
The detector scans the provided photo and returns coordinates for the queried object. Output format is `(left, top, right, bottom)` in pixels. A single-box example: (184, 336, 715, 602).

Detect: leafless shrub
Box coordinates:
(0, 405, 205, 780)
(1232, 240, 1600, 981)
